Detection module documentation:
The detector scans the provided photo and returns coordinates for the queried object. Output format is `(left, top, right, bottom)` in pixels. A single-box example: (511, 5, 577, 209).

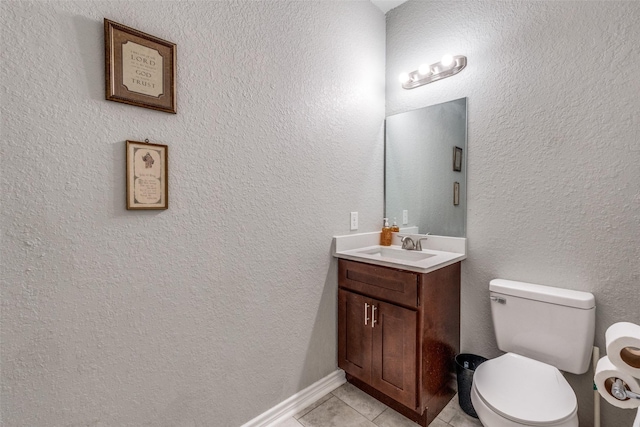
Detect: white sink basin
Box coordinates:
(333, 233, 467, 274)
(355, 246, 436, 262)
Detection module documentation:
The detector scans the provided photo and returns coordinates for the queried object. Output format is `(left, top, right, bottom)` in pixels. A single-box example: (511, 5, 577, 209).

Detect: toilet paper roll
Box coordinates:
(595, 356, 640, 409)
(606, 322, 640, 378)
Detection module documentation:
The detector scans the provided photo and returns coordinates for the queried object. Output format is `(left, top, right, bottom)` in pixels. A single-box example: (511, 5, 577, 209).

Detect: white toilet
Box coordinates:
(470, 279, 595, 427)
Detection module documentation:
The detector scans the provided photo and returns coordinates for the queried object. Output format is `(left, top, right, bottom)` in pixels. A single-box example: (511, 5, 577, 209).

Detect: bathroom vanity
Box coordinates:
(333, 97, 468, 424)
(333, 232, 465, 426)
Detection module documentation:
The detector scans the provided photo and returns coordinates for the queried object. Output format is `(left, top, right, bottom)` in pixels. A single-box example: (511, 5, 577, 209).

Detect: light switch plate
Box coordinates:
(402, 210, 408, 225)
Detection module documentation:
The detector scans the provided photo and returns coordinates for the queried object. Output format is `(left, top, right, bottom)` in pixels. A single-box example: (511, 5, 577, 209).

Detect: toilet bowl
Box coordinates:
(470, 353, 578, 427)
(474, 279, 595, 427)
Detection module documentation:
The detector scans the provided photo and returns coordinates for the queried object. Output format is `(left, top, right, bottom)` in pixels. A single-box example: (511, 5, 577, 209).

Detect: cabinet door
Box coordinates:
(371, 299, 417, 410)
(338, 289, 372, 383)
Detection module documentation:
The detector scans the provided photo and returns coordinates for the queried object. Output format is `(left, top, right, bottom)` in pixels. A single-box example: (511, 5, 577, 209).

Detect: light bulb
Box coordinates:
(398, 72, 410, 84)
(441, 54, 454, 67)
(418, 64, 431, 75)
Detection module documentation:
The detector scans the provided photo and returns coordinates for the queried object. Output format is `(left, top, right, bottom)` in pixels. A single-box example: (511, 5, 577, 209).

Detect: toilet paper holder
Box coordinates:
(612, 379, 640, 401)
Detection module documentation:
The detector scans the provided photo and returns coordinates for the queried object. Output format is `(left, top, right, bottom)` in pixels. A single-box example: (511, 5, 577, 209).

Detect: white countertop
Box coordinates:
(332, 231, 466, 274)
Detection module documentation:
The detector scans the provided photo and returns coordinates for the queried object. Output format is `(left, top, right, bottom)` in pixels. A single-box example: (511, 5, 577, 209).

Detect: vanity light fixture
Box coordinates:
(399, 54, 467, 89)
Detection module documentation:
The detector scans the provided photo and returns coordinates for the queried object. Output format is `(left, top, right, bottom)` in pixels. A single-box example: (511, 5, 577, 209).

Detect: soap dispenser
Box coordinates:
(380, 218, 392, 246)
(391, 217, 400, 233)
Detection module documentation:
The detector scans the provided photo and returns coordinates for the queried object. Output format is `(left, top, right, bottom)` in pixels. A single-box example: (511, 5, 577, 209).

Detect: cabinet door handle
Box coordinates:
(371, 305, 377, 328)
(364, 303, 370, 325)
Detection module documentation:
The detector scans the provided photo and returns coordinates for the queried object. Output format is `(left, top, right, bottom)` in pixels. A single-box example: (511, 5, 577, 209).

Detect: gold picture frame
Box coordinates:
(126, 140, 168, 210)
(105, 19, 177, 114)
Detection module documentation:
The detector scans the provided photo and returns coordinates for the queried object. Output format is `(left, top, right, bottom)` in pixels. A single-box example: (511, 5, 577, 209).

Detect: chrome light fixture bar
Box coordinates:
(399, 55, 467, 90)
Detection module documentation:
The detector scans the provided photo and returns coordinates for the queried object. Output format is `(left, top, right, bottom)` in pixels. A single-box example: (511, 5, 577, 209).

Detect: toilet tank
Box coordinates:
(489, 279, 595, 375)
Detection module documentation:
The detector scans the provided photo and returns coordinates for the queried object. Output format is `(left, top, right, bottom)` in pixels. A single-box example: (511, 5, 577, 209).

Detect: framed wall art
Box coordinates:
(126, 140, 168, 210)
(453, 182, 460, 206)
(105, 19, 177, 113)
(453, 146, 463, 172)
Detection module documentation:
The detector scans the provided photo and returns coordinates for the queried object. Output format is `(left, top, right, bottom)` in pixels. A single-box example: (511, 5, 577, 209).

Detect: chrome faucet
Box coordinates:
(399, 233, 430, 251)
(400, 235, 415, 250)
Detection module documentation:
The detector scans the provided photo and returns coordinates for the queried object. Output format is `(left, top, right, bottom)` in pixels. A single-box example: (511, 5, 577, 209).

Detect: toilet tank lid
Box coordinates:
(490, 279, 595, 309)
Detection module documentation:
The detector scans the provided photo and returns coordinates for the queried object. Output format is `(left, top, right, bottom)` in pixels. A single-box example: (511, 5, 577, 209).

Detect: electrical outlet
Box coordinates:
(350, 212, 358, 230)
(402, 210, 408, 225)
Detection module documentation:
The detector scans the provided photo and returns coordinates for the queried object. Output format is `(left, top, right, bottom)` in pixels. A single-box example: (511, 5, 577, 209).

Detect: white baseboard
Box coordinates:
(241, 369, 346, 427)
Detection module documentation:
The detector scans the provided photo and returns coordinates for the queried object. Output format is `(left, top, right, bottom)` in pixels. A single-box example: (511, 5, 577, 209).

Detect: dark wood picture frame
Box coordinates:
(105, 19, 177, 114)
(453, 182, 460, 206)
(453, 146, 463, 172)
(126, 140, 168, 210)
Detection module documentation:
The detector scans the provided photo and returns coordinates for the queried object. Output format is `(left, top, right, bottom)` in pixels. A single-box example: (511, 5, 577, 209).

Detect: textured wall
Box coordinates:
(387, 1, 640, 425)
(0, 1, 385, 425)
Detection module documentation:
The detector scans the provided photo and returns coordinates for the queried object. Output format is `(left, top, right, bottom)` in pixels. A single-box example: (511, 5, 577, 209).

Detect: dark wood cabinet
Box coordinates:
(339, 289, 417, 408)
(339, 290, 373, 382)
(338, 259, 461, 427)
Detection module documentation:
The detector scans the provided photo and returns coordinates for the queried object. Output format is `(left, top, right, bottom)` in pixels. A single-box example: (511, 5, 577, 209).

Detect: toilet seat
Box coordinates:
(473, 353, 577, 426)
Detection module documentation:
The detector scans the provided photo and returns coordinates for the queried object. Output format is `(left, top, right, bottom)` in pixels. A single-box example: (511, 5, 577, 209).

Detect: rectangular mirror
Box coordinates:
(385, 98, 468, 237)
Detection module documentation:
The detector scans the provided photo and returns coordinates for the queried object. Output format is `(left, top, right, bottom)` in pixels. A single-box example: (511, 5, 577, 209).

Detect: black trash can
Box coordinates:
(455, 353, 488, 418)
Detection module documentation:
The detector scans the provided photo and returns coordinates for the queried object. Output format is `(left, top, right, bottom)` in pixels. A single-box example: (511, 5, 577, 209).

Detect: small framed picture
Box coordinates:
(105, 19, 177, 114)
(453, 146, 463, 172)
(126, 140, 168, 210)
(453, 182, 460, 206)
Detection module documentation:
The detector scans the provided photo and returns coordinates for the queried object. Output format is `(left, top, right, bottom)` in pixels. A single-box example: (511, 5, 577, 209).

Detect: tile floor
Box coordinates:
(275, 382, 483, 427)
